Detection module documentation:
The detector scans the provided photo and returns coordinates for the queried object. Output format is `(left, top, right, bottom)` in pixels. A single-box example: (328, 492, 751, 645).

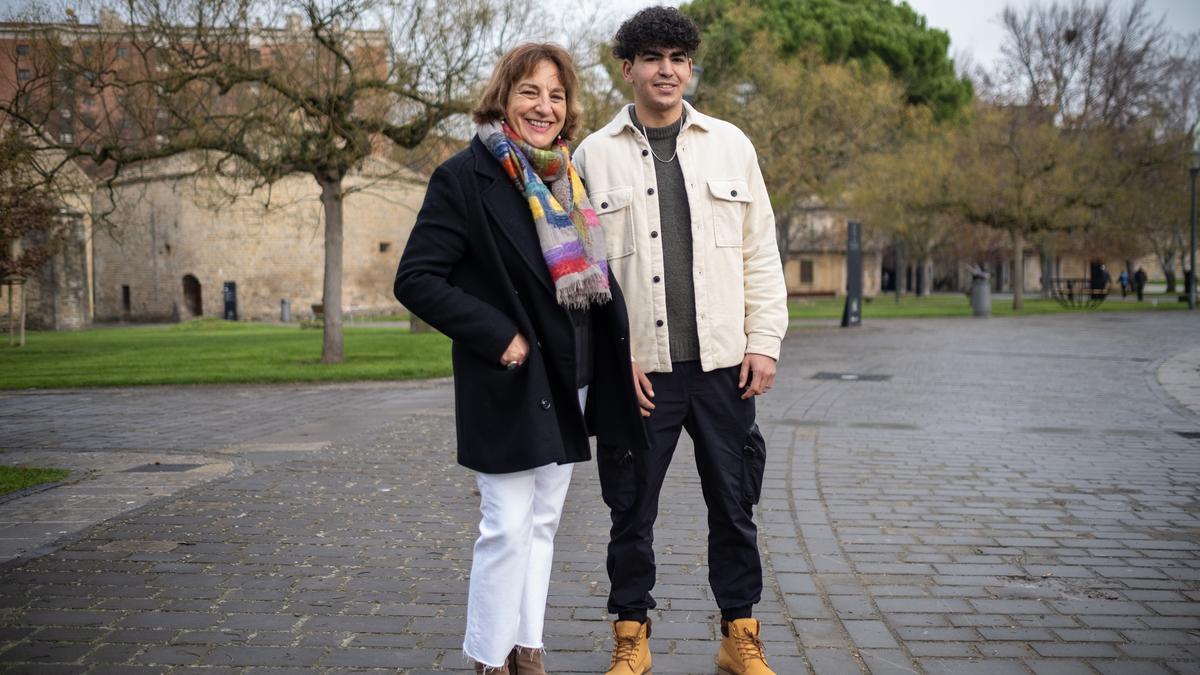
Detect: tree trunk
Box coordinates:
(1011, 230, 1025, 312)
(1039, 246, 1054, 299)
(18, 281, 25, 347)
(319, 176, 345, 364)
(1160, 253, 1176, 293)
(894, 240, 905, 303)
(6, 281, 13, 348)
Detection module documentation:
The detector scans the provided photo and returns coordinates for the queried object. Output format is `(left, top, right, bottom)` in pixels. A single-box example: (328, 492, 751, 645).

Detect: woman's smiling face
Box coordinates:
(505, 59, 567, 149)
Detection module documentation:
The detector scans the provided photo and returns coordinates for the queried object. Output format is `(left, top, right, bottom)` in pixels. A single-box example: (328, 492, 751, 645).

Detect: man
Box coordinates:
(573, 7, 788, 675)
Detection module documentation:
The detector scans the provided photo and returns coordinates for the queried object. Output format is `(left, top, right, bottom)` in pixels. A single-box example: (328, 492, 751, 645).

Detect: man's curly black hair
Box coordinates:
(611, 6, 701, 61)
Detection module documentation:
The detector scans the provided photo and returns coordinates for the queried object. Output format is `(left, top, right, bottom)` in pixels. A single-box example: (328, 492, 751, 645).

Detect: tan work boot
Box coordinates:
(473, 659, 510, 674)
(509, 646, 547, 675)
(605, 618, 652, 675)
(716, 618, 774, 675)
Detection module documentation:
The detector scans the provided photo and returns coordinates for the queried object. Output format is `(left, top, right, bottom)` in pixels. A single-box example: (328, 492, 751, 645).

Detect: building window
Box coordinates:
(17, 69, 31, 81)
(16, 44, 30, 56)
(60, 108, 72, 119)
(121, 285, 131, 312)
(59, 132, 73, 144)
(800, 259, 814, 284)
(378, 242, 391, 253)
(116, 46, 128, 58)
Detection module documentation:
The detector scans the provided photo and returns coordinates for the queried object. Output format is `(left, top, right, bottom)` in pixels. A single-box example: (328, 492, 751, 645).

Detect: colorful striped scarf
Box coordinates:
(477, 121, 611, 309)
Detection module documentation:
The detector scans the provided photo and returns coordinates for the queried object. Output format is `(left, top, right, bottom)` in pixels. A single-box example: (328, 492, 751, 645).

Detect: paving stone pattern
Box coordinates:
(0, 313, 1198, 674)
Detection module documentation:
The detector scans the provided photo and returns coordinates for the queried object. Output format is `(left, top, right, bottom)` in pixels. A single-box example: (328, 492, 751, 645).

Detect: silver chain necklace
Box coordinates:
(639, 115, 683, 164)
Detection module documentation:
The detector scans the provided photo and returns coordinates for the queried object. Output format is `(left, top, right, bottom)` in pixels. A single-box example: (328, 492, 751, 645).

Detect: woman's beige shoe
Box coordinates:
(510, 647, 548, 674)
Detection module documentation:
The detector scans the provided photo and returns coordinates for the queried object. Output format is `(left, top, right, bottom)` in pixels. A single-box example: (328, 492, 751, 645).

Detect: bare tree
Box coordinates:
(0, 125, 68, 346)
(1, 0, 528, 362)
(996, 0, 1168, 129)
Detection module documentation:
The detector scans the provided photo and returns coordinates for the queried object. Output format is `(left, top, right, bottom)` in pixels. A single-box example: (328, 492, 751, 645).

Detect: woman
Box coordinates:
(394, 44, 646, 674)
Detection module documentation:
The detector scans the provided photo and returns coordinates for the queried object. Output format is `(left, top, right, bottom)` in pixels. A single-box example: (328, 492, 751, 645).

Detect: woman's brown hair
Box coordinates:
(471, 43, 583, 141)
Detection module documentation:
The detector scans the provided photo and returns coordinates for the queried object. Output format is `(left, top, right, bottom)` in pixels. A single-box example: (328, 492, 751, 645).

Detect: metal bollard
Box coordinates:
(280, 298, 291, 323)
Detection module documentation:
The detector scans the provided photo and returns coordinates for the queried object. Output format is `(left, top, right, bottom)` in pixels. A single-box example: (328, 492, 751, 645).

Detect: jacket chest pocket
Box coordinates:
(706, 178, 751, 247)
(593, 187, 635, 260)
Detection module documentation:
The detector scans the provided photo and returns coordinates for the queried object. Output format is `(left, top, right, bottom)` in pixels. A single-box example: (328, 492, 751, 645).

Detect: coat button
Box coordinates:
(642, 149, 649, 157)
(731, 189, 738, 197)
(600, 201, 609, 209)
(653, 275, 661, 283)
(539, 398, 552, 410)
(656, 320, 664, 327)
(647, 188, 655, 195)
(650, 231, 658, 238)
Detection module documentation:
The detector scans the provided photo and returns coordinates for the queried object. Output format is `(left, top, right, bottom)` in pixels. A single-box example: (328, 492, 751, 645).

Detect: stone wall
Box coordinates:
(92, 156, 425, 322)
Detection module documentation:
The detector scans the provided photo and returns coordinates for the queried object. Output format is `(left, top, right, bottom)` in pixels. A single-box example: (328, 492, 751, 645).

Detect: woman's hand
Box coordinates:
(500, 333, 530, 369)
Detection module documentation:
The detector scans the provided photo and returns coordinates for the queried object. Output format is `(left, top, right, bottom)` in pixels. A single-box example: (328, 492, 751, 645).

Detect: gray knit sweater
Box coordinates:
(630, 108, 698, 363)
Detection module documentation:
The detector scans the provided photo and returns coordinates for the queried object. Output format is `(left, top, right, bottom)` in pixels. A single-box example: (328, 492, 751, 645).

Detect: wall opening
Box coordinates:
(121, 285, 131, 314)
(182, 275, 202, 317)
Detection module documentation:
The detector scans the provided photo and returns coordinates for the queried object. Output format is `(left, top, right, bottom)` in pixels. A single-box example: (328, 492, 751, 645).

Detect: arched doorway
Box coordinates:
(182, 275, 202, 317)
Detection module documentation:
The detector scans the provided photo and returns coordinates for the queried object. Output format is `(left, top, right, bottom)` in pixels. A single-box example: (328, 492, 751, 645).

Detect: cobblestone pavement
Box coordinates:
(0, 312, 1198, 674)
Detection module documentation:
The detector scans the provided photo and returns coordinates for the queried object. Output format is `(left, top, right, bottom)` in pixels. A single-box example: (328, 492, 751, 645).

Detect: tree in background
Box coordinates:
(0, 126, 67, 346)
(1, 0, 527, 363)
(947, 104, 1099, 311)
(845, 119, 958, 297)
(987, 0, 1194, 292)
(683, 0, 973, 121)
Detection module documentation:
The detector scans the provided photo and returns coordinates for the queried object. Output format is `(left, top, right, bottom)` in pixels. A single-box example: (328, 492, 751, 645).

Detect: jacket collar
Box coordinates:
(603, 100, 711, 137)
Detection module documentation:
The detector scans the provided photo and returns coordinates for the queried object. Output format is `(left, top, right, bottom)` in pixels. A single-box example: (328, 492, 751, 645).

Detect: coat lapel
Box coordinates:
(473, 137, 555, 294)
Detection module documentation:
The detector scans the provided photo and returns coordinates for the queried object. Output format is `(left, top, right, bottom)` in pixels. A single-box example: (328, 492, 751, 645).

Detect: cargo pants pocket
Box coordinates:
(598, 443, 637, 512)
(741, 424, 766, 505)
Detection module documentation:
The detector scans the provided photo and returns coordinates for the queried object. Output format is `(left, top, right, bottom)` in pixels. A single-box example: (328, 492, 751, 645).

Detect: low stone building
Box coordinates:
(91, 155, 426, 323)
(1, 157, 96, 332)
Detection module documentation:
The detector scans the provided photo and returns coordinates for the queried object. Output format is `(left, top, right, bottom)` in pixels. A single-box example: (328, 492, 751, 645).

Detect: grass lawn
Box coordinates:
(0, 466, 70, 496)
(0, 318, 452, 389)
(789, 293, 1191, 320)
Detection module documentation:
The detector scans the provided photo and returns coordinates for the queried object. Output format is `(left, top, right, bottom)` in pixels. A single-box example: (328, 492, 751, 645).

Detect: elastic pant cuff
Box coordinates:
(720, 605, 753, 625)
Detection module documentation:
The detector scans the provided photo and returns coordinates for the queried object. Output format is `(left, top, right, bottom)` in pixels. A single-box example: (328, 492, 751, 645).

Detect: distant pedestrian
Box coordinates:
(1091, 264, 1110, 298)
(1134, 267, 1148, 302)
(1118, 269, 1129, 297)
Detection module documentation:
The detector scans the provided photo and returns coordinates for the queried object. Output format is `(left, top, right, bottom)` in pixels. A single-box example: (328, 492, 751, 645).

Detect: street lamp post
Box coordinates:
(1190, 120, 1199, 311)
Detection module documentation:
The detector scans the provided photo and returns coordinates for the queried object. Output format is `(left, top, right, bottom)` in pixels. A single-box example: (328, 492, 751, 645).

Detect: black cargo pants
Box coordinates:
(597, 361, 767, 617)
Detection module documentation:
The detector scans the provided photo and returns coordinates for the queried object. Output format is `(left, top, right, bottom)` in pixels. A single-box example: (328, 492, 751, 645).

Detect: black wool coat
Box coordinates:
(394, 138, 649, 474)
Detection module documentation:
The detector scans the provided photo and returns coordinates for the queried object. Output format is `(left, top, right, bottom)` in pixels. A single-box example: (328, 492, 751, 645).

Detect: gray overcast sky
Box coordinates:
(601, 0, 1200, 71)
(3, 0, 1196, 70)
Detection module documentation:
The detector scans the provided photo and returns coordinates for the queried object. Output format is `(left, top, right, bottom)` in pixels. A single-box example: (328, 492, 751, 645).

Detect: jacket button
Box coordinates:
(731, 189, 738, 197)
(641, 149, 649, 157)
(653, 275, 661, 283)
(600, 201, 609, 209)
(539, 398, 551, 410)
(656, 320, 664, 327)
(650, 231, 658, 238)
(647, 188, 655, 195)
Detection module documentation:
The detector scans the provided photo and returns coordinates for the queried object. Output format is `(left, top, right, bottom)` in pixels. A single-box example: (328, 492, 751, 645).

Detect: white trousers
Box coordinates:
(463, 387, 586, 667)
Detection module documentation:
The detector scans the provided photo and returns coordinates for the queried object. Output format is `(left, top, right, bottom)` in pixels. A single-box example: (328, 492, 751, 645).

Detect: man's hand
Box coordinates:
(500, 332, 529, 368)
(632, 361, 655, 417)
(738, 353, 777, 400)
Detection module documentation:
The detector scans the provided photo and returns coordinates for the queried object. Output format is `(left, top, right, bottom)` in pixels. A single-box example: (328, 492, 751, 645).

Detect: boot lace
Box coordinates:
(733, 626, 768, 664)
(610, 633, 640, 666)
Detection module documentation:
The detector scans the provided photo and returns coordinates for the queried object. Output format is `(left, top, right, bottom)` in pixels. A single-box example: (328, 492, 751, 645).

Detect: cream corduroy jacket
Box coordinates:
(574, 102, 788, 374)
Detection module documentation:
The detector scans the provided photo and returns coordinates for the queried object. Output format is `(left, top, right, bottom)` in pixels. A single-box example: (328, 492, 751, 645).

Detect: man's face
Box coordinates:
(623, 47, 692, 116)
